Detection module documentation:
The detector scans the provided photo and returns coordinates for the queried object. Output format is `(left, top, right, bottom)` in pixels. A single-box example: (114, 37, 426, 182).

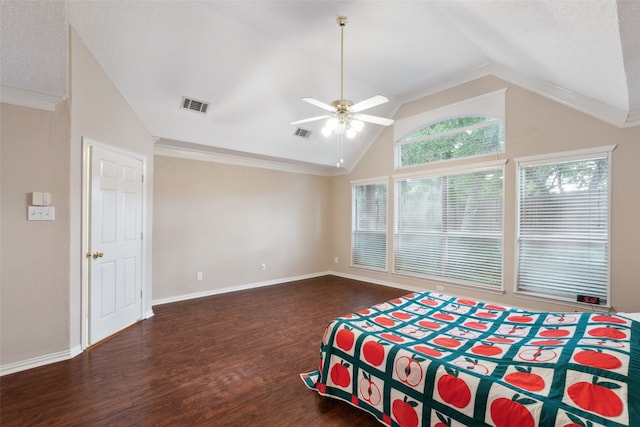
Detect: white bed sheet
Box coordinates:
(618, 312, 640, 322)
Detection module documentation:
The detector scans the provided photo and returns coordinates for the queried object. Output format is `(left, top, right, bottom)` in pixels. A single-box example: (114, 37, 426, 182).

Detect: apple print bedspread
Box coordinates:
(301, 291, 640, 427)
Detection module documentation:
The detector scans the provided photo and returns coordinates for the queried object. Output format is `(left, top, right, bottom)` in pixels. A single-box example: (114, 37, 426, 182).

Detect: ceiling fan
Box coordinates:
(291, 16, 394, 141)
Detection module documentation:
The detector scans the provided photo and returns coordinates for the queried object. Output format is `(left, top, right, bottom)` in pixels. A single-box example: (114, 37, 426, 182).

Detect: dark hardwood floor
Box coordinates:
(1, 275, 409, 426)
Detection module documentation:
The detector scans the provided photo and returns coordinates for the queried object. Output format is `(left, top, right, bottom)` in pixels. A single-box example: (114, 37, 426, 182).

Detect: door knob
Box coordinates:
(92, 252, 104, 259)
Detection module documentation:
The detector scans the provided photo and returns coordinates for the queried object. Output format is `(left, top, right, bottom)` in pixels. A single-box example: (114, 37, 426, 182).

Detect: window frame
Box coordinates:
(351, 177, 389, 272)
(394, 88, 507, 169)
(514, 145, 616, 306)
(393, 160, 506, 291)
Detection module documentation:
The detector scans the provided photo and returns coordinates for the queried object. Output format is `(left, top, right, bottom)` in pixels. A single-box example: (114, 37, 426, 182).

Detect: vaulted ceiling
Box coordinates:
(2, 1, 639, 173)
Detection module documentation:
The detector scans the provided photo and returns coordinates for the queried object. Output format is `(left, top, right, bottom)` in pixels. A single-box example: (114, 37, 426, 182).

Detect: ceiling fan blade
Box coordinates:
(290, 115, 331, 125)
(354, 113, 394, 126)
(302, 97, 335, 112)
(351, 95, 389, 113)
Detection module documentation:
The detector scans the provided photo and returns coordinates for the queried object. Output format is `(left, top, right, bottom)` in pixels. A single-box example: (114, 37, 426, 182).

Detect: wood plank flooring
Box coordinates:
(1, 275, 409, 426)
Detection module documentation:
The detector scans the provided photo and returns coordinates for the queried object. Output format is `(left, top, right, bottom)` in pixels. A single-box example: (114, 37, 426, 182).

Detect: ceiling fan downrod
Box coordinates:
(337, 16, 347, 103)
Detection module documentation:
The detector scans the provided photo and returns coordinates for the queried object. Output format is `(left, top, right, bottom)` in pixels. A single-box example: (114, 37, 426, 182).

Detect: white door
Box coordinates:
(89, 145, 143, 345)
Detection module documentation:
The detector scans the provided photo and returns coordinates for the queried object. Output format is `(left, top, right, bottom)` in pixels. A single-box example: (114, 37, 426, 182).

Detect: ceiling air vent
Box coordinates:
(294, 128, 311, 138)
(181, 96, 209, 114)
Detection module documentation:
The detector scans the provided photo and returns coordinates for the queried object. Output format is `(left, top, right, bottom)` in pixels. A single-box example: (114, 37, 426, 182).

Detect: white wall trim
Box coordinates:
(152, 271, 332, 306)
(626, 110, 640, 127)
(488, 63, 633, 128)
(329, 271, 421, 293)
(400, 64, 638, 129)
(0, 345, 81, 377)
(154, 143, 342, 177)
(2, 272, 329, 375)
(0, 84, 66, 112)
(4, 270, 610, 376)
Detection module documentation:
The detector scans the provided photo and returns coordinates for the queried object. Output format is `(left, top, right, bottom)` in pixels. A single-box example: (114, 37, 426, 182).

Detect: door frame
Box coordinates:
(81, 137, 148, 350)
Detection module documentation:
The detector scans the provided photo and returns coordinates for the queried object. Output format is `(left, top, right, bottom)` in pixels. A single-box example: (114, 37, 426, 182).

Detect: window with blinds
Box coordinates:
(516, 148, 613, 304)
(394, 164, 504, 289)
(352, 181, 388, 271)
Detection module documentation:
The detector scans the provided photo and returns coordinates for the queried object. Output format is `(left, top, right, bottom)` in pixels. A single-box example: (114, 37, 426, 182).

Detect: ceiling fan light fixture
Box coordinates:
(291, 15, 394, 166)
(321, 117, 339, 137)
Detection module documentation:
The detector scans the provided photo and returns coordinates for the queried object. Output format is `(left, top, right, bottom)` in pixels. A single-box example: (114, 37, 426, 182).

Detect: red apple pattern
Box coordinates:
(329, 360, 351, 388)
(307, 294, 636, 427)
(504, 366, 546, 392)
(573, 348, 622, 370)
(490, 394, 536, 427)
(362, 340, 387, 367)
(436, 367, 472, 408)
(434, 412, 452, 427)
(359, 372, 382, 406)
(392, 395, 419, 427)
(394, 353, 425, 387)
(567, 376, 624, 417)
(335, 325, 355, 351)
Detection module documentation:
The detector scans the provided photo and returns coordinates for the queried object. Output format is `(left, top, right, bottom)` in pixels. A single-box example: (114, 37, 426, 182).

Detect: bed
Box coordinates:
(301, 291, 639, 426)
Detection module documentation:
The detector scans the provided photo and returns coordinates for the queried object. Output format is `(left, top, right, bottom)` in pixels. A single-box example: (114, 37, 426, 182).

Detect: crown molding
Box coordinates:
(400, 63, 495, 105)
(626, 110, 640, 127)
(401, 63, 638, 129)
(0, 85, 66, 112)
(489, 63, 635, 128)
(153, 141, 345, 177)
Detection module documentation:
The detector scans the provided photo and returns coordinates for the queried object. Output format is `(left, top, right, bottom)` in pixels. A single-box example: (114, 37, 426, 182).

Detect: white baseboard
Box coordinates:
(1, 348, 78, 376)
(152, 271, 332, 306)
(0, 271, 407, 376)
(329, 270, 421, 292)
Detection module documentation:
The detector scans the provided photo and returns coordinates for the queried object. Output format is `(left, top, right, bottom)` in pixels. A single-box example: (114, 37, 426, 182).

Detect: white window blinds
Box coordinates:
(352, 181, 388, 271)
(516, 149, 612, 303)
(394, 164, 504, 289)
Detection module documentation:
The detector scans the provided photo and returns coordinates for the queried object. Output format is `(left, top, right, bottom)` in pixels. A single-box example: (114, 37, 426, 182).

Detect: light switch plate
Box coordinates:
(28, 206, 55, 221)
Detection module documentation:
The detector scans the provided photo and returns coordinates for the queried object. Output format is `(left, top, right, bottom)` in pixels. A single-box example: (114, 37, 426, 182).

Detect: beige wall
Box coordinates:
(331, 75, 640, 313)
(152, 156, 331, 301)
(0, 27, 156, 371)
(1, 101, 71, 365)
(69, 27, 156, 344)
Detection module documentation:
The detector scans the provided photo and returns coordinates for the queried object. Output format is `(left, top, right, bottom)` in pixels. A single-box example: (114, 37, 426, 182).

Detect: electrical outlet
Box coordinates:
(334, 256, 339, 264)
(196, 272, 203, 281)
(436, 285, 444, 291)
(261, 263, 266, 271)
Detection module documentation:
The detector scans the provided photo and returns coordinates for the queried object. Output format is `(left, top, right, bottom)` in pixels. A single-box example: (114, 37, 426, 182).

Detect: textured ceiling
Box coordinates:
(1, 0, 68, 99)
(2, 1, 639, 173)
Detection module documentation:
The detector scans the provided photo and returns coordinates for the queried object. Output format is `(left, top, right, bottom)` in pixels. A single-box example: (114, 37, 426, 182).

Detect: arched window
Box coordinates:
(398, 115, 504, 167)
(394, 89, 506, 169)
